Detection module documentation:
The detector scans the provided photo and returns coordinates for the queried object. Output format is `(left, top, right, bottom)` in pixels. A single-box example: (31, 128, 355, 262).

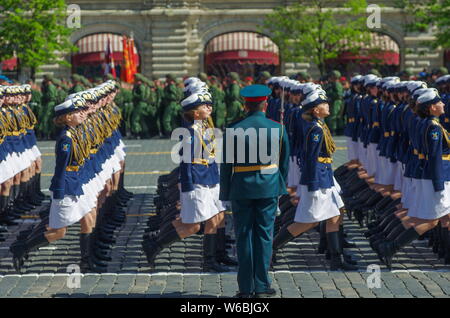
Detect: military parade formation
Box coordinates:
(0, 64, 449, 298)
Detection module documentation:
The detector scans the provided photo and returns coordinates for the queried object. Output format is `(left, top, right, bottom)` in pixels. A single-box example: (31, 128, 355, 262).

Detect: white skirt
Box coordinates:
(180, 184, 222, 224)
(287, 156, 301, 188)
(401, 177, 412, 209)
(0, 155, 15, 183)
(408, 179, 450, 220)
(346, 137, 358, 161)
(379, 159, 396, 185)
(31, 145, 41, 158)
(393, 162, 404, 191)
(49, 194, 85, 229)
(358, 142, 368, 169)
(366, 143, 378, 177)
(294, 185, 342, 223)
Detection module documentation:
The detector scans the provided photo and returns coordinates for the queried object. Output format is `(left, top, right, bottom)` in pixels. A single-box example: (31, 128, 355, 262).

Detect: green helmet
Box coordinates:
(329, 70, 341, 78)
(228, 72, 240, 81)
(197, 72, 208, 82)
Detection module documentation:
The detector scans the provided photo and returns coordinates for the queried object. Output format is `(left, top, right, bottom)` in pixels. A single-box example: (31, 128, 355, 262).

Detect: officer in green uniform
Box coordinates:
(162, 74, 181, 137)
(69, 74, 85, 94)
(225, 72, 244, 125)
(52, 78, 68, 104)
(219, 84, 290, 298)
(40, 75, 59, 139)
(131, 73, 151, 138)
(325, 70, 344, 135)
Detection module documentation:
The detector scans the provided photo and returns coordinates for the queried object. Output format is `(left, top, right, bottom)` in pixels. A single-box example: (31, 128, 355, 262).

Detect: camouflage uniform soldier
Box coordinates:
(69, 74, 84, 94)
(162, 74, 181, 137)
(131, 73, 151, 138)
(225, 72, 243, 124)
(154, 80, 165, 137)
(143, 77, 160, 137)
(325, 70, 344, 135)
(209, 75, 226, 129)
(40, 75, 59, 139)
(257, 71, 271, 85)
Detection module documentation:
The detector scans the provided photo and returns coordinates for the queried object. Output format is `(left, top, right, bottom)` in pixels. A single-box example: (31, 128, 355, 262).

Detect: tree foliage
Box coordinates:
(401, 0, 450, 49)
(260, 0, 373, 76)
(0, 0, 77, 78)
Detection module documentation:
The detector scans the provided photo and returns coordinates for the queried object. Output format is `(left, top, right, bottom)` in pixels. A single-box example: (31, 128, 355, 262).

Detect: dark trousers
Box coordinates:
(232, 197, 278, 294)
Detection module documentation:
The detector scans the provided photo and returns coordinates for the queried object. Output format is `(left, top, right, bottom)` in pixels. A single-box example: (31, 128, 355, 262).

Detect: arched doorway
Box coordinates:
(204, 31, 280, 79)
(326, 32, 400, 77)
(72, 32, 140, 79)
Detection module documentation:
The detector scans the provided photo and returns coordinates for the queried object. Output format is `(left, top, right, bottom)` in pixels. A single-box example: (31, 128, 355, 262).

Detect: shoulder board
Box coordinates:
(431, 118, 440, 125)
(65, 131, 72, 138)
(373, 99, 378, 103)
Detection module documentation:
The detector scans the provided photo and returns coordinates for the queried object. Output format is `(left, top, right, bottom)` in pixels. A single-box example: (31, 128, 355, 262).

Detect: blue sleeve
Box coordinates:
(427, 124, 444, 192)
(179, 128, 195, 192)
(52, 136, 72, 199)
(303, 126, 323, 192)
(279, 126, 290, 182)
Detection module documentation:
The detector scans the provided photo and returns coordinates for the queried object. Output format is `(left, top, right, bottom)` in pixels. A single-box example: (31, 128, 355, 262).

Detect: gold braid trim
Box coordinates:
(318, 120, 336, 155)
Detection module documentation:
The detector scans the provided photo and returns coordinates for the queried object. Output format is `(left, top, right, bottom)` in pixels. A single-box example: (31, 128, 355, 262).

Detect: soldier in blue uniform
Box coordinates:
(377, 89, 450, 268)
(9, 97, 89, 272)
(220, 84, 290, 298)
(142, 91, 229, 272)
(272, 91, 357, 271)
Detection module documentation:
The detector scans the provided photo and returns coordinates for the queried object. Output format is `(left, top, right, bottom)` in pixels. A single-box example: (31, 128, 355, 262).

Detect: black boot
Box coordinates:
(340, 224, 356, 248)
(272, 225, 295, 251)
(10, 232, 49, 273)
(35, 173, 47, 200)
(216, 228, 237, 266)
(327, 231, 358, 271)
(317, 221, 327, 254)
(142, 223, 180, 267)
(444, 229, 450, 265)
(203, 234, 229, 272)
(80, 233, 92, 273)
(438, 228, 448, 260)
(88, 231, 108, 273)
(432, 227, 440, 254)
(377, 226, 420, 269)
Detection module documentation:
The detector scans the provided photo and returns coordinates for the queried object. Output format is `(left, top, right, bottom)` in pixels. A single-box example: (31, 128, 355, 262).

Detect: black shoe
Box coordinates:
(142, 239, 162, 267)
(216, 228, 238, 266)
(203, 234, 229, 272)
(378, 226, 420, 269)
(254, 288, 276, 298)
(235, 292, 253, 298)
(327, 231, 358, 271)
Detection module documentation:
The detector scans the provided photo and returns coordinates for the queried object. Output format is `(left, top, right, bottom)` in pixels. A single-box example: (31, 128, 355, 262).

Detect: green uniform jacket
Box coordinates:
(219, 111, 290, 200)
(69, 84, 84, 95)
(225, 83, 243, 124)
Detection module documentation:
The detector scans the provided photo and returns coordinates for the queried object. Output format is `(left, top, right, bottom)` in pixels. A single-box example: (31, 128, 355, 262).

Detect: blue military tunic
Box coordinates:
(49, 127, 84, 199)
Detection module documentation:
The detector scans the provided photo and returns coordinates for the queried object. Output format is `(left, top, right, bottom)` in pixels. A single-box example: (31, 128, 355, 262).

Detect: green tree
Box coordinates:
(260, 0, 372, 76)
(401, 0, 450, 49)
(0, 0, 77, 80)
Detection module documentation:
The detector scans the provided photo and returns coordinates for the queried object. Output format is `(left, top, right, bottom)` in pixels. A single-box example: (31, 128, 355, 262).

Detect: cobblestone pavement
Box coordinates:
(0, 137, 449, 298)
